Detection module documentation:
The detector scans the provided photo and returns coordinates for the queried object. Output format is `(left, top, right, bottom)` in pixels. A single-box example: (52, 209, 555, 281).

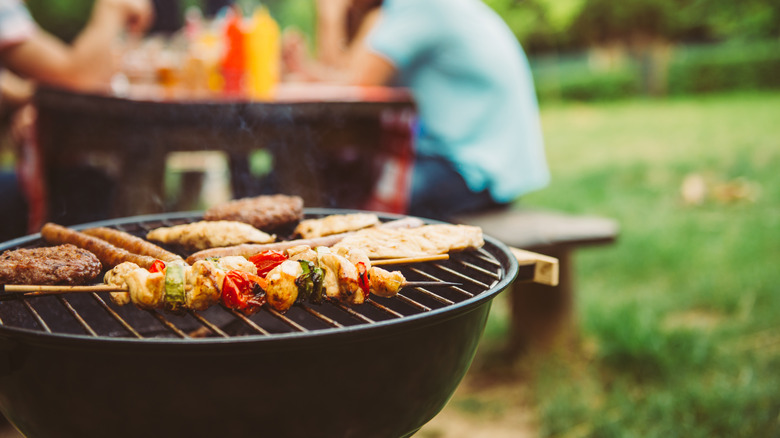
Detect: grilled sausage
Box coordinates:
(41, 223, 158, 270)
(82, 227, 183, 262)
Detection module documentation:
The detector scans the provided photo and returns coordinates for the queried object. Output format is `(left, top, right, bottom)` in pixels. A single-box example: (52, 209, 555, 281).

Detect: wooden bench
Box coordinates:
(454, 207, 619, 355)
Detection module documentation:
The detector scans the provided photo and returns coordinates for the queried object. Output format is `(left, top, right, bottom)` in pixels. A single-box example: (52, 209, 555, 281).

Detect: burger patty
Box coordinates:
(0, 244, 102, 285)
(203, 194, 304, 232)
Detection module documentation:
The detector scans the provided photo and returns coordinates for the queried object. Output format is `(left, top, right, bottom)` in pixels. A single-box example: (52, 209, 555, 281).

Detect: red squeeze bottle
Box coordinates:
(221, 8, 246, 95)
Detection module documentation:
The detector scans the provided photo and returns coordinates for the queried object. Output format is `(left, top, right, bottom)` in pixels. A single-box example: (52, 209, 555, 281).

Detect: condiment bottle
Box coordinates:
(196, 21, 225, 93)
(245, 6, 280, 100)
(220, 6, 246, 96)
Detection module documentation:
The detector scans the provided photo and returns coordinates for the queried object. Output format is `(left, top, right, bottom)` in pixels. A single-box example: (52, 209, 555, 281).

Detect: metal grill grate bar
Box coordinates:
(189, 312, 229, 337)
(432, 263, 493, 289)
(367, 299, 404, 318)
(228, 309, 271, 335)
(457, 260, 501, 281)
(333, 302, 375, 324)
(91, 293, 143, 338)
(268, 308, 309, 332)
(148, 311, 189, 338)
(393, 293, 431, 312)
(474, 248, 502, 267)
(300, 304, 344, 328)
(23, 301, 51, 333)
(408, 267, 475, 299)
(406, 287, 455, 305)
(58, 296, 98, 337)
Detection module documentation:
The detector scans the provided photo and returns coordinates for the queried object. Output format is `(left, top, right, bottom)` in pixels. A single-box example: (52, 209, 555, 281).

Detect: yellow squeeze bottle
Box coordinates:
(245, 7, 280, 100)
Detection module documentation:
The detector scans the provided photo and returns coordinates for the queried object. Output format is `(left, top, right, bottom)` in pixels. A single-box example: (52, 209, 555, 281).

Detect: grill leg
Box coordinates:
(508, 245, 576, 356)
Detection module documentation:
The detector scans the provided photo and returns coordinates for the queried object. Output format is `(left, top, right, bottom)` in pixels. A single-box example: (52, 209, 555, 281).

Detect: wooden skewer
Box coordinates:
(1, 285, 128, 294)
(0, 284, 128, 301)
(0, 280, 461, 301)
(371, 254, 449, 266)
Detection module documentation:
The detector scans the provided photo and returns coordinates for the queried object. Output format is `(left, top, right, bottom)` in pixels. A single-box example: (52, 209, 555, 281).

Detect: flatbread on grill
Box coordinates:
(294, 213, 380, 239)
(332, 224, 484, 259)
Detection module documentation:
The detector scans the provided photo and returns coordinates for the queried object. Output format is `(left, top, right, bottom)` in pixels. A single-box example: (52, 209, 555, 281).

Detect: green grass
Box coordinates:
(486, 92, 780, 437)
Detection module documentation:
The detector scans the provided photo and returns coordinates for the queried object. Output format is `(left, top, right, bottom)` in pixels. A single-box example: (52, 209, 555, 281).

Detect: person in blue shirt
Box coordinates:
(287, 0, 550, 221)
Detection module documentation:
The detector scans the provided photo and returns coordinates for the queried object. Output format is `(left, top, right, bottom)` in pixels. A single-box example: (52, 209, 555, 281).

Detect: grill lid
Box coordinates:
(0, 210, 522, 344)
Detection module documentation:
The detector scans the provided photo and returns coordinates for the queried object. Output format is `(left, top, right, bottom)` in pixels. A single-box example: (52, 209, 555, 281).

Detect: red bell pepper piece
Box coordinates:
(356, 262, 370, 295)
(248, 250, 288, 277)
(149, 260, 166, 274)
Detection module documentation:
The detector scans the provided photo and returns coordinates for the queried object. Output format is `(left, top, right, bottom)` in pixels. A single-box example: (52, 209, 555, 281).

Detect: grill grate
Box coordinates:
(0, 211, 516, 341)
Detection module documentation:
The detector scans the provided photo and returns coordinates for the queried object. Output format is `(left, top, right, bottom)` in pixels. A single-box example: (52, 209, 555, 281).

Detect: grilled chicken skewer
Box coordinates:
(264, 245, 413, 311)
(104, 256, 258, 312)
(1, 247, 459, 312)
(107, 246, 445, 313)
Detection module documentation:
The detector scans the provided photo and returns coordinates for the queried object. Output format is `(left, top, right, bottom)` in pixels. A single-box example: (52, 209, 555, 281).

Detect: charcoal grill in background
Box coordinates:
(0, 209, 552, 438)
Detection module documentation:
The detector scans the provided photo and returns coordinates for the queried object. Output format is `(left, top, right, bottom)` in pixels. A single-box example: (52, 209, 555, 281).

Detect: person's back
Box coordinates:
(368, 0, 549, 212)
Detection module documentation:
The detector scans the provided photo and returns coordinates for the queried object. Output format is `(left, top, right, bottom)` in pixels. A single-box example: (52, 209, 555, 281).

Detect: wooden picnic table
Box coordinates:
(34, 84, 416, 225)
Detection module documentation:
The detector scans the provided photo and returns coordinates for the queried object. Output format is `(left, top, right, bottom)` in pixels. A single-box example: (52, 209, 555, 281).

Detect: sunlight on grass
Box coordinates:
(512, 91, 780, 437)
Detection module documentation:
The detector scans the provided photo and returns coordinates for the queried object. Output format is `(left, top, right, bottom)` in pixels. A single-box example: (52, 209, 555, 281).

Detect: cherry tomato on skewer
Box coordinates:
(222, 270, 268, 315)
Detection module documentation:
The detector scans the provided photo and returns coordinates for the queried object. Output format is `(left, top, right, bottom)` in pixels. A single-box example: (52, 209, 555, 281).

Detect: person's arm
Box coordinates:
(285, 5, 396, 86)
(317, 2, 383, 70)
(1, 0, 152, 91)
(0, 70, 34, 110)
(349, 46, 396, 86)
(314, 0, 351, 68)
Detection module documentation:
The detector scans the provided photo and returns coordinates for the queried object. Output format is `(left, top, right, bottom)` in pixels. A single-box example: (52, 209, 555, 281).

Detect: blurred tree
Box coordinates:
(483, 0, 586, 54)
(236, 0, 316, 36)
(486, 0, 780, 52)
(27, 0, 314, 41)
(26, 0, 93, 43)
(568, 0, 684, 47)
(25, 0, 780, 52)
(693, 0, 780, 41)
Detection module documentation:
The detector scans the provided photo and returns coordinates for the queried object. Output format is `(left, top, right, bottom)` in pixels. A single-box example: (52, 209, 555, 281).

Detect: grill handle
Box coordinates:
(510, 247, 559, 286)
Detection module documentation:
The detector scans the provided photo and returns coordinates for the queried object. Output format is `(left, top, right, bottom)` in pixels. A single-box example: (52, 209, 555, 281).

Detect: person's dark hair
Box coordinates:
(346, 0, 383, 43)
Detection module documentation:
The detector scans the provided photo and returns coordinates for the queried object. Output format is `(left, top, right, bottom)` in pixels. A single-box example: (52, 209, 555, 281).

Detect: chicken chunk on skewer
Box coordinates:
(104, 262, 140, 306)
(215, 256, 258, 275)
(316, 247, 365, 305)
(124, 268, 166, 310)
(367, 267, 405, 298)
(264, 260, 304, 312)
(285, 245, 318, 263)
(334, 246, 371, 269)
(186, 260, 222, 311)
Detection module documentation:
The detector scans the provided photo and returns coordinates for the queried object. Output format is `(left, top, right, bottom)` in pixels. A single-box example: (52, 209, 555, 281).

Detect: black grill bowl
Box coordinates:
(0, 211, 519, 438)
